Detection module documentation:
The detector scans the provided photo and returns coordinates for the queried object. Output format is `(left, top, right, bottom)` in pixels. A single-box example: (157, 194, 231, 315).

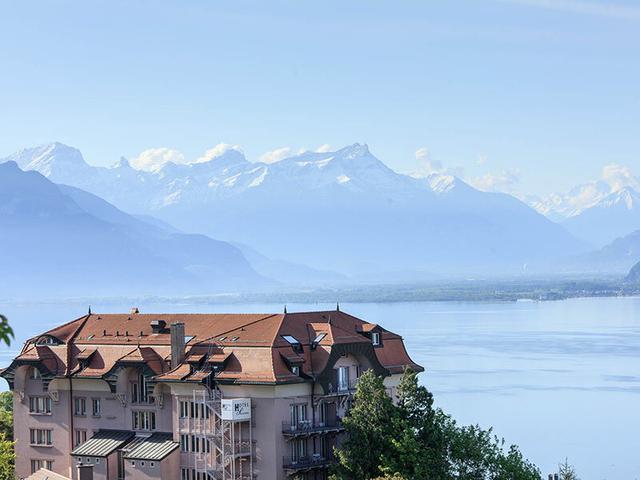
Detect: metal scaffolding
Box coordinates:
(179, 389, 253, 480)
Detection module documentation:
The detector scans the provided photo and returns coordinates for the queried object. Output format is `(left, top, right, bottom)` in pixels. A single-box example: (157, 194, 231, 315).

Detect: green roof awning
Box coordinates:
(71, 430, 134, 457)
(122, 432, 179, 461)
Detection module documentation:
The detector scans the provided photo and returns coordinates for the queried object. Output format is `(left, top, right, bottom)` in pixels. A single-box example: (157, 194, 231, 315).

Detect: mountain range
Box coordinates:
(527, 174, 640, 247)
(2, 142, 590, 279)
(0, 161, 268, 296)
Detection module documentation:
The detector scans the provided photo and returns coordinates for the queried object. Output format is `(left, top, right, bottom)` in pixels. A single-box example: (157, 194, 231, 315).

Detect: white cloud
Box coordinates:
(195, 143, 243, 164)
(413, 147, 443, 176)
(130, 148, 186, 172)
(259, 147, 295, 164)
(497, 0, 640, 20)
(601, 164, 640, 192)
(470, 169, 521, 193)
(315, 144, 332, 153)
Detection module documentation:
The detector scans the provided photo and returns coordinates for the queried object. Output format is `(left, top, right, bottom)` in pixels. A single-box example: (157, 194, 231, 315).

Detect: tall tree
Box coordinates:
(383, 368, 449, 479)
(332, 370, 395, 480)
(558, 458, 580, 480)
(0, 433, 13, 480)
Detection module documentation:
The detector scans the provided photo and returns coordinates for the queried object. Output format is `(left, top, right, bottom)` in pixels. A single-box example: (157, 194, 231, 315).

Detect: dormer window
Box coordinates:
(282, 335, 303, 353)
(311, 333, 326, 350)
(36, 336, 57, 346)
(291, 365, 300, 376)
(371, 332, 381, 346)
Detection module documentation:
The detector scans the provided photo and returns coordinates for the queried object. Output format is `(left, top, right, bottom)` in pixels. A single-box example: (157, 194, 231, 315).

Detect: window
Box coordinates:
(319, 402, 327, 425)
(30, 459, 53, 473)
(74, 429, 87, 448)
(30, 429, 52, 446)
(180, 434, 189, 452)
(130, 381, 139, 404)
(291, 438, 307, 461)
(282, 335, 300, 345)
(131, 461, 136, 467)
(74, 397, 87, 416)
(139, 373, 148, 403)
(290, 403, 307, 428)
(291, 365, 300, 376)
(150, 462, 155, 468)
(131, 373, 150, 404)
(29, 368, 41, 380)
(92, 398, 101, 416)
(180, 400, 189, 418)
(132, 411, 156, 431)
(141, 461, 145, 467)
(337, 366, 350, 391)
(371, 332, 381, 346)
(29, 396, 51, 414)
(313, 333, 326, 344)
(96, 458, 100, 464)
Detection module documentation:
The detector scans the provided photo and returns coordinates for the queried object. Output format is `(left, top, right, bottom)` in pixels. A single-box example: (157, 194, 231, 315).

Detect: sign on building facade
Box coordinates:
(221, 398, 251, 421)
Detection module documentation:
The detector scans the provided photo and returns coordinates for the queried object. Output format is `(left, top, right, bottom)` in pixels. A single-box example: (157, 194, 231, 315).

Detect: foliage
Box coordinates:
(558, 458, 580, 480)
(332, 368, 543, 480)
(0, 432, 14, 480)
(0, 393, 12, 442)
(332, 370, 395, 480)
(0, 316, 12, 347)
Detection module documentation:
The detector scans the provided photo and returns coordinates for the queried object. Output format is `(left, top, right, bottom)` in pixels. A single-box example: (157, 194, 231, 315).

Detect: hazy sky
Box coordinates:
(1, 0, 639, 195)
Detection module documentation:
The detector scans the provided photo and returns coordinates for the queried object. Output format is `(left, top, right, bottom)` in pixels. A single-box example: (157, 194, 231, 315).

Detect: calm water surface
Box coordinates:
(2, 296, 639, 479)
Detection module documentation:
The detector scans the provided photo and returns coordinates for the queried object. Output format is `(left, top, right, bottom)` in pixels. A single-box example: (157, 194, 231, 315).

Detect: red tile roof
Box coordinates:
(11, 310, 422, 386)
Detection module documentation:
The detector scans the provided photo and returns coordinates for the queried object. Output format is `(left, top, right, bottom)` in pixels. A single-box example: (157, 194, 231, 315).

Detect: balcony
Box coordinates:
(282, 420, 344, 437)
(283, 454, 334, 473)
(324, 377, 359, 396)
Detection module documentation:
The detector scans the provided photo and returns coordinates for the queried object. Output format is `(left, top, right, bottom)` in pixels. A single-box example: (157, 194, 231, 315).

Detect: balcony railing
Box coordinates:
(283, 454, 334, 471)
(325, 377, 359, 395)
(282, 419, 344, 436)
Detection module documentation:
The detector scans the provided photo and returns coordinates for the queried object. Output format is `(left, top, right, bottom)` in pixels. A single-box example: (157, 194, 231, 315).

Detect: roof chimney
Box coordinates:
(77, 464, 94, 480)
(170, 322, 186, 369)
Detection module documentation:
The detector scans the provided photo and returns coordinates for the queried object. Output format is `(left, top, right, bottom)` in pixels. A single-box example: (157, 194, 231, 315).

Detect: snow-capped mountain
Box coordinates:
(1, 142, 586, 277)
(526, 166, 640, 247)
(527, 180, 613, 221)
(561, 187, 640, 247)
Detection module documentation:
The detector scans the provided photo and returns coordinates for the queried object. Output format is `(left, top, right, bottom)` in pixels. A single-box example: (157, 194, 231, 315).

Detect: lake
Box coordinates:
(2, 296, 639, 479)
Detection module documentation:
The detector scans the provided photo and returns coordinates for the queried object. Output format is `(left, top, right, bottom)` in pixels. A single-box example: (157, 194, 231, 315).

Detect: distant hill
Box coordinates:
(562, 229, 640, 274)
(0, 161, 267, 296)
(2, 142, 587, 278)
(625, 260, 640, 283)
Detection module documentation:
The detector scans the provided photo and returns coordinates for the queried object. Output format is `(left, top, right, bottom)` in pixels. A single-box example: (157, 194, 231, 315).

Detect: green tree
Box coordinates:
(332, 370, 395, 480)
(0, 432, 15, 480)
(0, 315, 13, 347)
(0, 392, 12, 442)
(383, 368, 448, 479)
(558, 458, 579, 480)
(334, 368, 543, 480)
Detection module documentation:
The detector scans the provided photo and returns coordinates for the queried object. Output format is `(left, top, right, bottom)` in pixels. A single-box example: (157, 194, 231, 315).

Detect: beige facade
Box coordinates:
(2, 309, 422, 480)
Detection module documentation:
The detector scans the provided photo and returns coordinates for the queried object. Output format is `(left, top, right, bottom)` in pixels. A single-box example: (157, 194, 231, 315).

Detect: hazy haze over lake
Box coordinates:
(2, 296, 639, 479)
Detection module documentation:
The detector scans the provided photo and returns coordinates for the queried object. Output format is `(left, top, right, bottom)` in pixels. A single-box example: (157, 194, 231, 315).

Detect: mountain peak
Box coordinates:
(113, 156, 131, 169)
(339, 143, 370, 158)
(2, 142, 89, 178)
